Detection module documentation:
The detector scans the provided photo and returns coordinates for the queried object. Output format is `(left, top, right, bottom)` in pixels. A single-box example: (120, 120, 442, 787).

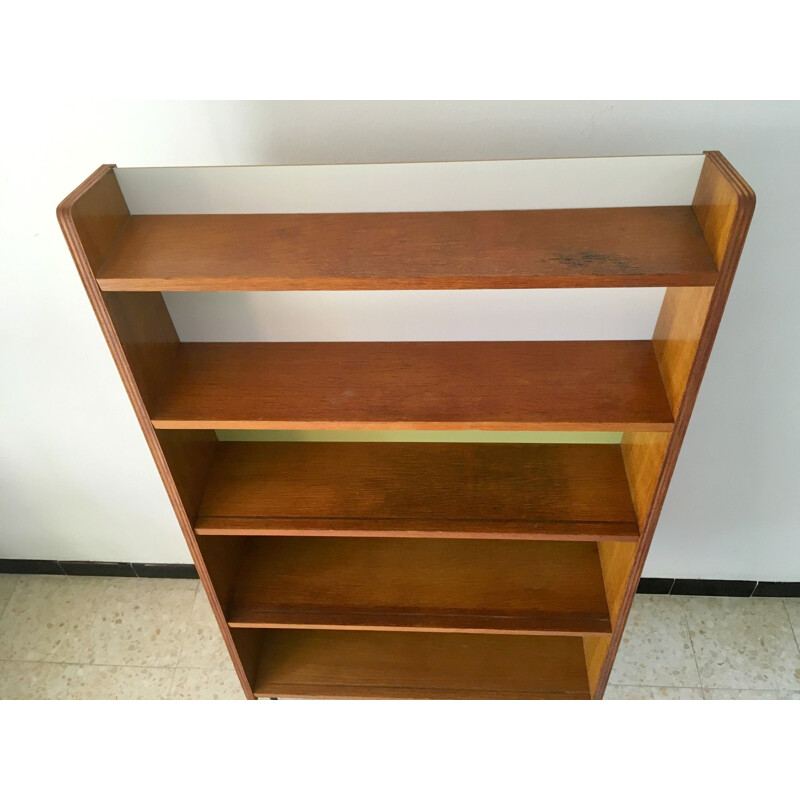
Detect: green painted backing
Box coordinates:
(216, 430, 623, 443)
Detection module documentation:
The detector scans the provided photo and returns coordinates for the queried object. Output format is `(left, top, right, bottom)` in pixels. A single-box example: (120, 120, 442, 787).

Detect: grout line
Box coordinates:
(171, 582, 200, 673)
(608, 683, 704, 689)
(167, 667, 179, 699)
(783, 599, 800, 656)
(0, 658, 228, 670)
(678, 596, 705, 690)
(0, 575, 21, 618)
(173, 666, 238, 672)
(605, 683, 706, 700)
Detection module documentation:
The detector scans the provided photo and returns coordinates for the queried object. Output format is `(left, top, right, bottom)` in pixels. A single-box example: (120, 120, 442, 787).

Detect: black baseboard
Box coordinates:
(61, 561, 137, 578)
(0, 559, 66, 575)
(636, 578, 674, 595)
(638, 577, 799, 598)
(0, 559, 797, 597)
(132, 563, 199, 579)
(0, 559, 198, 580)
(752, 581, 800, 598)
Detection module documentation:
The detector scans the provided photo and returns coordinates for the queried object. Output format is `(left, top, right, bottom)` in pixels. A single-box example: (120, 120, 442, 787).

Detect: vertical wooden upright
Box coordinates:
(589, 152, 755, 695)
(58, 166, 255, 698)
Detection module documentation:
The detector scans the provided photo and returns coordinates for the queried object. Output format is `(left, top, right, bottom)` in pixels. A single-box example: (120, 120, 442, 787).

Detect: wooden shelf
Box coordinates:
(251, 629, 591, 699)
(96, 207, 718, 291)
(219, 537, 611, 635)
(195, 441, 639, 541)
(150, 341, 674, 431)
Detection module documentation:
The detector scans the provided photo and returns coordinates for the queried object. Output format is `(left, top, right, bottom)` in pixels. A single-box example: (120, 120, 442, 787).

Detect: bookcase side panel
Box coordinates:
(58, 166, 253, 698)
(593, 152, 755, 697)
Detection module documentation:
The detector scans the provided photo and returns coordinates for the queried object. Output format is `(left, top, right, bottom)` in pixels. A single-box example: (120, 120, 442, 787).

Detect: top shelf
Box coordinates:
(96, 207, 718, 291)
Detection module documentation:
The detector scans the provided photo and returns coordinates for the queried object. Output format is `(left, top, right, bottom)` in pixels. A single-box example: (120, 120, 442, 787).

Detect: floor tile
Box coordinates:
(0, 575, 108, 662)
(68, 665, 175, 699)
(0, 574, 20, 614)
(703, 689, 800, 700)
(0, 661, 77, 699)
(177, 588, 233, 670)
(604, 685, 704, 700)
(74, 578, 197, 668)
(170, 668, 246, 700)
(609, 595, 700, 687)
(5, 573, 799, 700)
(683, 597, 800, 691)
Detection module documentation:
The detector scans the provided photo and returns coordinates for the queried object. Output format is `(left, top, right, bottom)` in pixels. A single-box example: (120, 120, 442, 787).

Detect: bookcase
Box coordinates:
(58, 152, 754, 699)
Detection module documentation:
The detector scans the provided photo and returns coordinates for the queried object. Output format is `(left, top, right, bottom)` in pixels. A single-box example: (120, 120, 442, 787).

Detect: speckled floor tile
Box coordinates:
(5, 574, 800, 700)
(0, 574, 20, 614)
(177, 588, 233, 670)
(683, 597, 800, 691)
(0, 661, 77, 699)
(74, 578, 197, 668)
(609, 595, 700, 687)
(68, 665, 175, 699)
(0, 576, 108, 662)
(703, 689, 800, 700)
(604, 685, 704, 700)
(170, 668, 246, 700)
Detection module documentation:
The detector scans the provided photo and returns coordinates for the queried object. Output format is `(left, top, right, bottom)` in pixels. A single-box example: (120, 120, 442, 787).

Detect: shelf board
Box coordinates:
(195, 441, 639, 541)
(150, 341, 674, 431)
(96, 207, 717, 291)
(222, 537, 611, 635)
(252, 629, 591, 699)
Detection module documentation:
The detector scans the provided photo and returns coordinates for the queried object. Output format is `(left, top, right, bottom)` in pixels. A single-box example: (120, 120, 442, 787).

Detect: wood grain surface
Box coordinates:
(194, 441, 639, 540)
(150, 341, 675, 431)
(219, 537, 611, 635)
(97, 207, 718, 291)
(252, 629, 591, 699)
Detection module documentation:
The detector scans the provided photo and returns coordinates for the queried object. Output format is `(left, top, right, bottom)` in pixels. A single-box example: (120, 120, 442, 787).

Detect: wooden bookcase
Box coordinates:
(58, 153, 754, 699)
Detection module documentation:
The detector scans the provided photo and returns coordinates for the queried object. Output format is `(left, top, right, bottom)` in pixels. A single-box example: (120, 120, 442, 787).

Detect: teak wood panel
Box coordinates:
(597, 541, 637, 626)
(96, 207, 718, 291)
(149, 341, 675, 431)
(253, 629, 591, 699)
(592, 152, 755, 697)
(583, 635, 611, 695)
(194, 441, 639, 541)
(652, 287, 715, 417)
(57, 166, 254, 699)
(219, 537, 611, 635)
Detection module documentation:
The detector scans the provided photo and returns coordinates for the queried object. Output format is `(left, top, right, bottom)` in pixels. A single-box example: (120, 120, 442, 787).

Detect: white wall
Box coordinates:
(1, 101, 798, 578)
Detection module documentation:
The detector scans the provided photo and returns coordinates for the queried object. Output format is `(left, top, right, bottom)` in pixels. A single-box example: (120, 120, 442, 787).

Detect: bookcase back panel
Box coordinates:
(163, 287, 666, 343)
(115, 155, 704, 215)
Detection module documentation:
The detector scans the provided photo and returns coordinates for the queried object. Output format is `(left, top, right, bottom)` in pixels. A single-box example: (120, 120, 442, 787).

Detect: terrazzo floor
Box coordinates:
(0, 573, 799, 699)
